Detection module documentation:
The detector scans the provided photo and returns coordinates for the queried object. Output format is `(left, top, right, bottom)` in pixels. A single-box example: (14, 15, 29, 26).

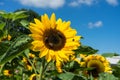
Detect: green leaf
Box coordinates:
(58, 72, 75, 80)
(0, 30, 4, 38)
(20, 20, 29, 29)
(112, 61, 120, 79)
(0, 10, 28, 21)
(0, 10, 5, 14)
(0, 35, 33, 65)
(12, 11, 28, 21)
(0, 41, 11, 57)
(1, 12, 14, 19)
(98, 73, 118, 80)
(74, 45, 98, 55)
(12, 14, 28, 21)
(72, 75, 86, 80)
(0, 22, 6, 30)
(102, 53, 118, 57)
(14, 11, 26, 15)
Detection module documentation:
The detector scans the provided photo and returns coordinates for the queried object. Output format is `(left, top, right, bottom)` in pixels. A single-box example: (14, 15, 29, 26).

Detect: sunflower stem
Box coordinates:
(39, 58, 45, 80)
(43, 62, 50, 74)
(11, 62, 15, 80)
(0, 64, 5, 75)
(24, 53, 37, 74)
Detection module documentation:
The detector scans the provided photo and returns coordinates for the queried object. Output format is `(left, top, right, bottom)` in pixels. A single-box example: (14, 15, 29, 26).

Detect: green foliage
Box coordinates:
(112, 61, 120, 79)
(0, 11, 28, 21)
(0, 30, 4, 38)
(58, 72, 75, 80)
(0, 41, 11, 57)
(14, 9, 40, 22)
(0, 35, 33, 65)
(102, 53, 119, 57)
(98, 73, 118, 80)
(0, 22, 6, 30)
(74, 45, 98, 55)
(20, 20, 29, 29)
(57, 72, 87, 80)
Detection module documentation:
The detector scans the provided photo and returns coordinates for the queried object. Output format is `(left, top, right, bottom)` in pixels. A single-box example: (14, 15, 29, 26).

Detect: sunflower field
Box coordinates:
(0, 9, 120, 80)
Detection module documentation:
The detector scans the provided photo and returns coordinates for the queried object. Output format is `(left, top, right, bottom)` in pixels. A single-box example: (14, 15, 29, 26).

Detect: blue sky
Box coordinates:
(0, 0, 120, 54)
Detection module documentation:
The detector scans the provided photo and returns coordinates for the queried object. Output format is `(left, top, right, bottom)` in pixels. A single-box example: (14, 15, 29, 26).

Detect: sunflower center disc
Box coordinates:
(87, 60, 105, 77)
(43, 29, 66, 51)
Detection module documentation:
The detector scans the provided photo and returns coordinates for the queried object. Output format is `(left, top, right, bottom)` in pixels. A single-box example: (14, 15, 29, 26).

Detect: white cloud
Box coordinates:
(88, 21, 103, 28)
(69, 0, 98, 7)
(18, 0, 65, 9)
(106, 0, 119, 6)
(69, 1, 79, 7)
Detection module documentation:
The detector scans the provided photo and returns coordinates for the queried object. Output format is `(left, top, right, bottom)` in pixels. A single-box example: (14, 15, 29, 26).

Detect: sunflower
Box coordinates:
(30, 74, 37, 80)
(80, 54, 112, 78)
(29, 13, 81, 71)
(29, 53, 36, 59)
(3, 70, 12, 77)
(22, 57, 32, 71)
(0, 34, 11, 42)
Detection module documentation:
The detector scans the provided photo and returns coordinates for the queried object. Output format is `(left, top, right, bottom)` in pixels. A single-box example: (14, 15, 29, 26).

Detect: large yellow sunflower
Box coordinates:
(29, 13, 81, 70)
(80, 54, 112, 78)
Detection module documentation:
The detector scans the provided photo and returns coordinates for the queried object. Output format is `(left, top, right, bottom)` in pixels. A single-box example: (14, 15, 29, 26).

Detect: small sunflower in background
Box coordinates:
(29, 53, 36, 59)
(80, 54, 112, 78)
(0, 34, 11, 42)
(22, 53, 36, 71)
(29, 74, 37, 80)
(29, 13, 81, 72)
(22, 57, 32, 71)
(3, 70, 13, 77)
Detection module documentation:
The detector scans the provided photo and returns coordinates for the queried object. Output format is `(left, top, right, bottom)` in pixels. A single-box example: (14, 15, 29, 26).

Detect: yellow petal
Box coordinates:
(58, 51, 69, 61)
(31, 41, 44, 51)
(61, 50, 74, 56)
(80, 62, 86, 67)
(65, 42, 80, 48)
(80, 54, 87, 59)
(49, 50, 55, 58)
(34, 18, 45, 31)
(39, 48, 49, 58)
(74, 58, 81, 64)
(29, 26, 43, 35)
(54, 54, 63, 61)
(45, 52, 52, 62)
(100, 56, 106, 62)
(73, 36, 81, 41)
(29, 34, 42, 40)
(56, 18, 62, 24)
(60, 21, 71, 31)
(56, 60, 63, 73)
(42, 14, 51, 28)
(50, 13, 56, 29)
(66, 36, 81, 43)
(64, 29, 77, 38)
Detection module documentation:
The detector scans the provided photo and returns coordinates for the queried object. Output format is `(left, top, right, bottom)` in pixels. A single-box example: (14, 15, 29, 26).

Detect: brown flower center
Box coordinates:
(33, 76, 36, 80)
(43, 29, 66, 51)
(87, 60, 105, 77)
(88, 65, 100, 77)
(9, 70, 12, 73)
